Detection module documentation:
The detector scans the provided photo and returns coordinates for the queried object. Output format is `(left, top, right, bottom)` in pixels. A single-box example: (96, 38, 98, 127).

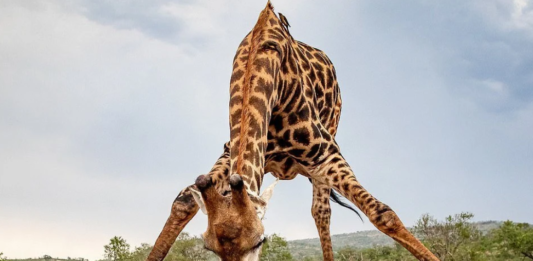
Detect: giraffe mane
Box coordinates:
(235, 3, 277, 177)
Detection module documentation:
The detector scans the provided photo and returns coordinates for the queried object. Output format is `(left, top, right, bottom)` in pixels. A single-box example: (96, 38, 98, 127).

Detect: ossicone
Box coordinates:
(195, 174, 212, 191)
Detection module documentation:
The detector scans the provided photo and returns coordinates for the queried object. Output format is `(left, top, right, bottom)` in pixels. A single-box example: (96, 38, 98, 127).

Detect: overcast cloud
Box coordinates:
(1, 0, 532, 259)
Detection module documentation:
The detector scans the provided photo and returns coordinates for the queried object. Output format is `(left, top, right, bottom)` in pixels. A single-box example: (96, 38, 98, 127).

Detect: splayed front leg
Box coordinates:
(147, 186, 199, 261)
(147, 143, 231, 261)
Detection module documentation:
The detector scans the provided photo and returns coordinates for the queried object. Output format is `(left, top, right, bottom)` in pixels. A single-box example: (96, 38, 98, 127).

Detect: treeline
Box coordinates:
(304, 213, 533, 261)
(99, 233, 293, 261)
(100, 233, 213, 261)
(98, 212, 532, 261)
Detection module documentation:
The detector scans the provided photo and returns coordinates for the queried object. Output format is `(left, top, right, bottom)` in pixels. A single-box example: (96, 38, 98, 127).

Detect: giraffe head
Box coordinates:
(192, 174, 278, 261)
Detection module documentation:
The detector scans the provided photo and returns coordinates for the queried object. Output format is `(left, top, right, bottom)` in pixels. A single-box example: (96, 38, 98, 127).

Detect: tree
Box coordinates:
(491, 221, 533, 260)
(336, 243, 414, 261)
(104, 236, 131, 261)
(167, 232, 214, 261)
(129, 243, 153, 261)
(0, 252, 7, 261)
(336, 246, 360, 261)
(114, 233, 215, 261)
(412, 212, 483, 261)
(261, 234, 293, 261)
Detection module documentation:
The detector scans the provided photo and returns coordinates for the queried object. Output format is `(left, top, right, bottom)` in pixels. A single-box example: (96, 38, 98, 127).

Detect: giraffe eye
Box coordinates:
(261, 41, 280, 53)
(251, 236, 267, 250)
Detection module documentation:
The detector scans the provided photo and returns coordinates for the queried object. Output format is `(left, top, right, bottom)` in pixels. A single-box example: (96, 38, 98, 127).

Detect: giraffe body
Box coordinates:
(147, 3, 439, 261)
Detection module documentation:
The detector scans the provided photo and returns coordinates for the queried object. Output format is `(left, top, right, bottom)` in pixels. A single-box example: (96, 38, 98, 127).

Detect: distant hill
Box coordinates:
(288, 220, 503, 259)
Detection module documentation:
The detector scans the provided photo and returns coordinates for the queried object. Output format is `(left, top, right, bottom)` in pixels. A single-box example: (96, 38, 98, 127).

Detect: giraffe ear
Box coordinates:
(191, 187, 207, 215)
(260, 178, 279, 203)
(257, 178, 279, 219)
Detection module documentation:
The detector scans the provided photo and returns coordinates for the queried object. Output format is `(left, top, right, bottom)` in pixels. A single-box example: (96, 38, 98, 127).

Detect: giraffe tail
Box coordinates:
(307, 178, 363, 222)
(330, 189, 364, 222)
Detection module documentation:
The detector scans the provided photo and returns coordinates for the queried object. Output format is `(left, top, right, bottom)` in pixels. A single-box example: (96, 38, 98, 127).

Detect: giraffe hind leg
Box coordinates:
(311, 181, 334, 261)
(318, 151, 439, 261)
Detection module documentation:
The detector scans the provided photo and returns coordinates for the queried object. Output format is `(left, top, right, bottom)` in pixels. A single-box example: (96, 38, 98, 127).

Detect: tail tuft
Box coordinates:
(329, 189, 364, 222)
(308, 178, 363, 222)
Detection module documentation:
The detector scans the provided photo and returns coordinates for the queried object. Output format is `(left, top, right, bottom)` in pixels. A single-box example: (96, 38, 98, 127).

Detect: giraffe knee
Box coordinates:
(370, 205, 404, 234)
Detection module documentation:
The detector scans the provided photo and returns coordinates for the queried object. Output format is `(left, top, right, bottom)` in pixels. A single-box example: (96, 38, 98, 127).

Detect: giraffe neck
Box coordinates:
(229, 9, 280, 194)
(235, 15, 263, 179)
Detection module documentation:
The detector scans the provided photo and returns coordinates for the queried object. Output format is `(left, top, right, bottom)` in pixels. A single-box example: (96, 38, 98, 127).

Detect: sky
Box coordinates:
(1, 0, 532, 259)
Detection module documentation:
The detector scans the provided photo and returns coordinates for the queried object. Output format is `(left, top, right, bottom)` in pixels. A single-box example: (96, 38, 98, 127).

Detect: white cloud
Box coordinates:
(158, 1, 227, 40)
(473, 0, 533, 38)
(511, 0, 533, 30)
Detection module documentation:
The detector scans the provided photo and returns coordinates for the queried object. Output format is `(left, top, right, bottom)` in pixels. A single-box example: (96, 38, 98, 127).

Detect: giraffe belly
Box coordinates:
(265, 153, 309, 180)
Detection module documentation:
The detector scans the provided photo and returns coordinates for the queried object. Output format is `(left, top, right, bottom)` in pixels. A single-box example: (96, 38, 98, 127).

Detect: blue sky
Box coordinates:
(1, 0, 532, 259)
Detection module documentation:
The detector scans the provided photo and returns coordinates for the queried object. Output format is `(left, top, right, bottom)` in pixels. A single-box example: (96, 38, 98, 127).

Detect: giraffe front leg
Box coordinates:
(311, 181, 334, 261)
(146, 142, 231, 261)
(315, 151, 439, 261)
(147, 185, 199, 261)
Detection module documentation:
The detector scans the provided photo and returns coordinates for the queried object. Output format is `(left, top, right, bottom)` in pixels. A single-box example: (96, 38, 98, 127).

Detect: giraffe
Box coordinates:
(147, 2, 439, 261)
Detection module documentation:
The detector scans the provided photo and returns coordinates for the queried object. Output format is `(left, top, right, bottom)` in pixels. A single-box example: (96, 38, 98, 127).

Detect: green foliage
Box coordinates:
(100, 233, 214, 261)
(298, 213, 531, 261)
(261, 234, 293, 261)
(166, 232, 215, 261)
(290, 221, 504, 259)
(412, 212, 483, 261)
(103, 236, 130, 261)
(333, 213, 488, 260)
(489, 221, 533, 260)
(336, 246, 359, 260)
(0, 252, 7, 261)
(336, 243, 414, 261)
(128, 243, 152, 261)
